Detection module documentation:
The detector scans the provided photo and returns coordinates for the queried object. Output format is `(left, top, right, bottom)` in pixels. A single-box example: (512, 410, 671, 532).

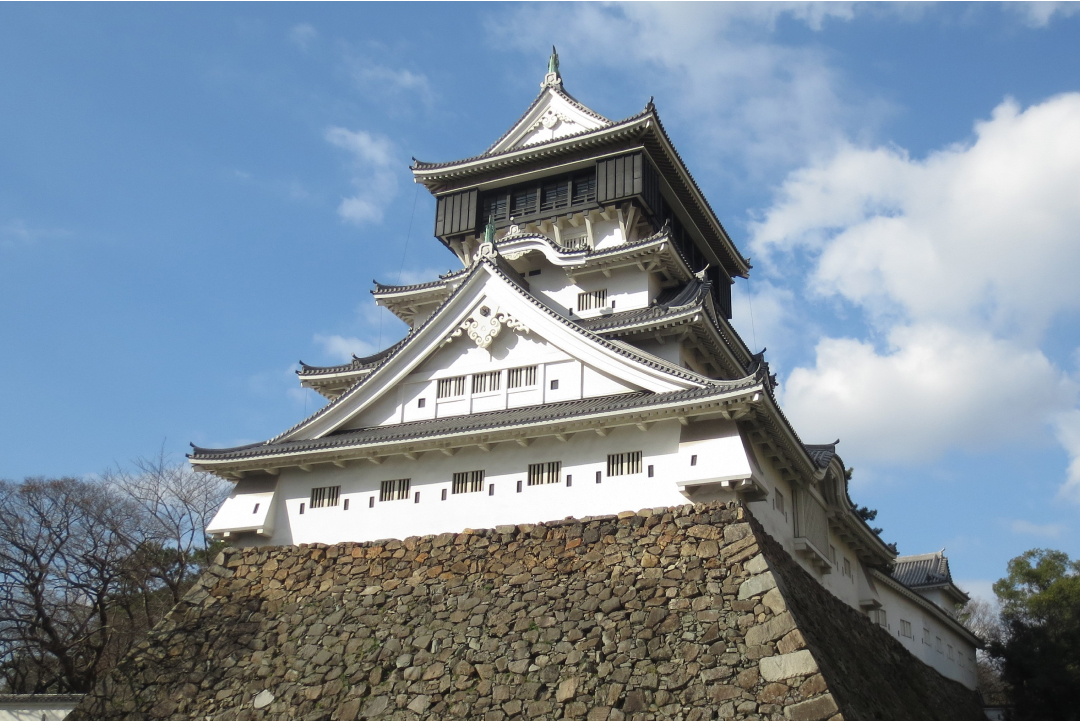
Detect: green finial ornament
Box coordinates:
(484, 215, 496, 245)
(548, 46, 560, 80)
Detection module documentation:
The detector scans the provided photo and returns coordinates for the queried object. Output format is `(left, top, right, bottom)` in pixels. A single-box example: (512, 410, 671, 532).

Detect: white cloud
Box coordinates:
(489, 3, 888, 172)
(324, 127, 398, 225)
(1, 219, 70, 247)
(1010, 519, 1066, 538)
(955, 579, 998, 607)
(1053, 409, 1080, 503)
(751, 94, 1080, 485)
(1008, 1, 1080, 27)
(782, 324, 1076, 463)
(754, 95, 1080, 339)
(353, 64, 432, 102)
(289, 23, 317, 50)
(313, 334, 377, 363)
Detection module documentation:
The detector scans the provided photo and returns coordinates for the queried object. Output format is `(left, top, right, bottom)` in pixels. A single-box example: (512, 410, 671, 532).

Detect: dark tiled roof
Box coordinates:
(411, 108, 651, 173)
(298, 340, 407, 377)
(190, 378, 762, 462)
(241, 257, 713, 448)
(372, 269, 467, 296)
(891, 552, 954, 588)
(576, 279, 709, 334)
(804, 441, 840, 469)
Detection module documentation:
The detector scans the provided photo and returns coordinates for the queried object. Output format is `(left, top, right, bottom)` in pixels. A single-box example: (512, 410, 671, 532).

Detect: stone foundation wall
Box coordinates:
(68, 502, 984, 721)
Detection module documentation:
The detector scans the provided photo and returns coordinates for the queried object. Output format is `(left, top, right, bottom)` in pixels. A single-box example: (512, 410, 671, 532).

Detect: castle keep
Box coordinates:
(102, 50, 996, 717)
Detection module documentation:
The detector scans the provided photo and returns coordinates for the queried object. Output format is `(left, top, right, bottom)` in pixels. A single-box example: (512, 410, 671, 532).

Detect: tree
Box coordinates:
(958, 597, 1009, 706)
(0, 457, 229, 694)
(989, 549, 1080, 720)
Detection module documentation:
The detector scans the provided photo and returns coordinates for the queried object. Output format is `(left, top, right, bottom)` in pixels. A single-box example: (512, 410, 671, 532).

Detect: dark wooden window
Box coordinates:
(479, 169, 597, 229)
(435, 188, 478, 237)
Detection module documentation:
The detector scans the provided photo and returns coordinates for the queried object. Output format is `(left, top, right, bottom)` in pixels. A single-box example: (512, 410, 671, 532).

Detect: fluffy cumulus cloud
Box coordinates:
(488, 3, 885, 173)
(784, 324, 1075, 462)
(751, 94, 1080, 499)
(324, 127, 398, 225)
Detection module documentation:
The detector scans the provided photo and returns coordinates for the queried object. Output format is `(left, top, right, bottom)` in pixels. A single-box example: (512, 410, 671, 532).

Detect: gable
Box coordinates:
(280, 260, 704, 442)
(487, 88, 610, 156)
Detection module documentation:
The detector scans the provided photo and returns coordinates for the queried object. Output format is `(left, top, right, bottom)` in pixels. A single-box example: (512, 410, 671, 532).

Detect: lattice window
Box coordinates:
(309, 486, 340, 508)
(577, 289, 608, 312)
(607, 451, 642, 477)
(900, 620, 913, 638)
(528, 461, 562, 486)
(452, 470, 485, 495)
(472, 371, 501, 394)
(437, 376, 466, 399)
(379, 478, 410, 502)
(508, 365, 537, 389)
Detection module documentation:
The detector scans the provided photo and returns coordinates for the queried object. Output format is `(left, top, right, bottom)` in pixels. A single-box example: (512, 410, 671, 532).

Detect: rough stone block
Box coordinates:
(760, 650, 819, 682)
(784, 694, 839, 721)
(745, 612, 796, 647)
(737, 572, 777, 600)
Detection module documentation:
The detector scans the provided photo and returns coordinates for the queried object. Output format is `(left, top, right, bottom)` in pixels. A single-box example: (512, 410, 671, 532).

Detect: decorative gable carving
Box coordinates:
(487, 89, 610, 156)
(441, 305, 531, 350)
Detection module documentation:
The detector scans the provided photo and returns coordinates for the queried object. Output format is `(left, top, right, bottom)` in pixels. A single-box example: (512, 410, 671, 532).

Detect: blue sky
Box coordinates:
(2, 2, 1078, 597)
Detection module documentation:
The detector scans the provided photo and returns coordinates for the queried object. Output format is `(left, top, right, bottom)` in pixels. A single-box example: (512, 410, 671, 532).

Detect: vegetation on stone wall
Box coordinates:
(0, 454, 229, 694)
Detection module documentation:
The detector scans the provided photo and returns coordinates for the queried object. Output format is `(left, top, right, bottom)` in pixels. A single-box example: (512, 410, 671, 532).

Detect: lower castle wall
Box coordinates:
(69, 502, 985, 721)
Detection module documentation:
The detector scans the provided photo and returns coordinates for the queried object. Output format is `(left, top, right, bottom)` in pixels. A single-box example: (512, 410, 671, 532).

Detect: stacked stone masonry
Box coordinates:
(68, 502, 985, 721)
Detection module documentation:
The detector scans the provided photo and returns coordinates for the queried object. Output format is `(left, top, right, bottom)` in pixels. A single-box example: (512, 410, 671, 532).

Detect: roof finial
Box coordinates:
(542, 46, 562, 89)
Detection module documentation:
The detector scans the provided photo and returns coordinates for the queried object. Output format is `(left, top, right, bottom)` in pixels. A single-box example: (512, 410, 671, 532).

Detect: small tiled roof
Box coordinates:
(190, 378, 762, 462)
(891, 551, 955, 589)
(804, 441, 841, 469)
(372, 268, 467, 296)
(298, 340, 407, 377)
(576, 279, 709, 334)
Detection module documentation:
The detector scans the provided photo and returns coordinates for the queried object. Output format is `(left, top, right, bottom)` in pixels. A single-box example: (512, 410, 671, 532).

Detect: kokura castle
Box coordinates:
(191, 53, 980, 693)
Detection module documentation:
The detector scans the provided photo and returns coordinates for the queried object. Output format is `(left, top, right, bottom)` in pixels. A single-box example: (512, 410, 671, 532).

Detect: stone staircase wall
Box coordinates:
(67, 502, 984, 721)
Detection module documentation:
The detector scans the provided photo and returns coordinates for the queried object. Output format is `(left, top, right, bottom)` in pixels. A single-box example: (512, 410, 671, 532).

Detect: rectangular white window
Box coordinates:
(452, 470, 485, 495)
(900, 620, 912, 638)
(828, 545, 837, 565)
(577, 288, 608, 312)
(774, 490, 785, 516)
(309, 485, 340, 508)
(379, 478, 410, 502)
(936, 637, 943, 653)
(923, 628, 931, 645)
(471, 370, 501, 394)
(607, 451, 642, 477)
(528, 461, 562, 486)
(507, 365, 537, 389)
(843, 558, 852, 578)
(437, 376, 466, 399)
(947, 645, 954, 661)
